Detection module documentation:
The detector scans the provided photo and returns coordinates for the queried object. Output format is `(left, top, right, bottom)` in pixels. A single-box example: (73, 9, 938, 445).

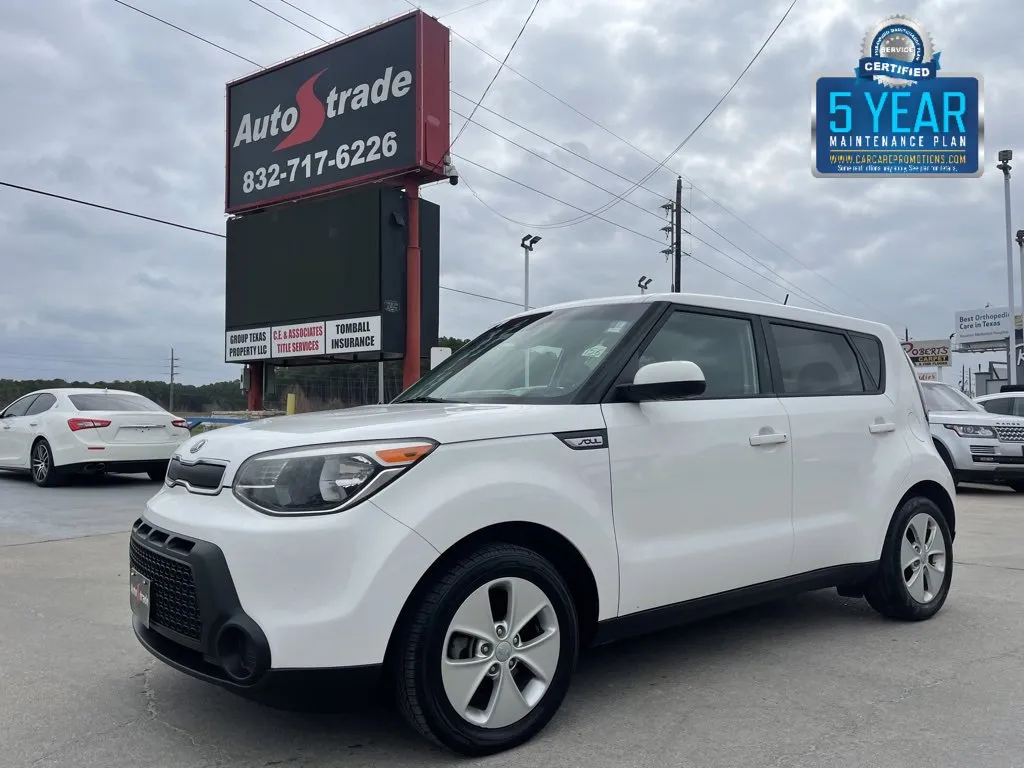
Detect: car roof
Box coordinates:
(19, 387, 147, 398)
(517, 292, 895, 338)
(975, 391, 1024, 400)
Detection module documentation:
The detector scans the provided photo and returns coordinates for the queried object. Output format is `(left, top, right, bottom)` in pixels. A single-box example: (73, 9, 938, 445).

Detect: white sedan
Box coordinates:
(0, 387, 192, 487)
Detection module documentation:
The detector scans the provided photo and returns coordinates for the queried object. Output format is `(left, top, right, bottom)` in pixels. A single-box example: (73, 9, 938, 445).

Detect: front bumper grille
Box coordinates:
(129, 522, 202, 642)
(996, 424, 1024, 442)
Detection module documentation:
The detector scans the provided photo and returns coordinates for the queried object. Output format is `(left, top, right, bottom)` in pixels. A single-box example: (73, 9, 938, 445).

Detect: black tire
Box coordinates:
(147, 463, 169, 482)
(393, 543, 579, 757)
(864, 495, 953, 621)
(1008, 481, 1024, 493)
(30, 439, 63, 488)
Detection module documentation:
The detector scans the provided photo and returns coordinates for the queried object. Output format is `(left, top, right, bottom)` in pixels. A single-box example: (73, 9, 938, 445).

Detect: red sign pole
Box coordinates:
(247, 362, 264, 411)
(403, 180, 422, 390)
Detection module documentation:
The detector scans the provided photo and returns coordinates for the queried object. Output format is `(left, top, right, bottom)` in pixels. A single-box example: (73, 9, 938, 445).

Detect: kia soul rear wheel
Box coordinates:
(865, 496, 953, 621)
(394, 543, 579, 756)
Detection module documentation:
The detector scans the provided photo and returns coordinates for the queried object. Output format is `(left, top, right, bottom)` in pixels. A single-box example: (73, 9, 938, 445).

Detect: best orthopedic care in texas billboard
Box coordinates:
(225, 11, 450, 213)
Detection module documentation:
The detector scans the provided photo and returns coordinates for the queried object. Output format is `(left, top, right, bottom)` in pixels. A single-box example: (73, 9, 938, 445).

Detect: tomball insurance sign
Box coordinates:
(812, 15, 983, 177)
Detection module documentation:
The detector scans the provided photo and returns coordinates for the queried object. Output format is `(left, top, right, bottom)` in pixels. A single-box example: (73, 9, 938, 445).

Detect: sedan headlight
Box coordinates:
(943, 423, 997, 439)
(232, 439, 436, 516)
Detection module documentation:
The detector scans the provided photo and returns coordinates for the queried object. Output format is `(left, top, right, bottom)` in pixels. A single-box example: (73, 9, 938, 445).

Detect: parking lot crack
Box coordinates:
(141, 661, 232, 760)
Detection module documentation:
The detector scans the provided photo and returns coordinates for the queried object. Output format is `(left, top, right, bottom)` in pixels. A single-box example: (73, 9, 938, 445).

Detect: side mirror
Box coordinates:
(616, 360, 706, 402)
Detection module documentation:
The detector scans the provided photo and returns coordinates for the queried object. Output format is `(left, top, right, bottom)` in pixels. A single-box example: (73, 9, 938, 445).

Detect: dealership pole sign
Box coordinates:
(225, 11, 450, 213)
(812, 15, 982, 177)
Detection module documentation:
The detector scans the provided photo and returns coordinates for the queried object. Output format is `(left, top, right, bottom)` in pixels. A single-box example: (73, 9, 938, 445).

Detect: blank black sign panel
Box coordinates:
(225, 188, 383, 330)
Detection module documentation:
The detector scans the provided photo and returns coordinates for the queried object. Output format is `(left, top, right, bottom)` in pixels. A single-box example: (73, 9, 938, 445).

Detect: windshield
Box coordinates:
(921, 382, 983, 413)
(393, 302, 650, 404)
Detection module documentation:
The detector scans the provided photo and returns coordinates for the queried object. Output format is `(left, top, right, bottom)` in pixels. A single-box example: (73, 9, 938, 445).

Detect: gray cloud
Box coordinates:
(0, 0, 1019, 388)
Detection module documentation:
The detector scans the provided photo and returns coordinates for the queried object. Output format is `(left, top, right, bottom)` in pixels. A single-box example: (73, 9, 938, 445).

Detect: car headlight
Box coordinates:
(943, 423, 997, 439)
(232, 439, 436, 516)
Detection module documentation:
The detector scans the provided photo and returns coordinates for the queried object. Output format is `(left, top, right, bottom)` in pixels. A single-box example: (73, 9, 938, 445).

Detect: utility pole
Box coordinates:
(169, 348, 179, 412)
(673, 176, 682, 292)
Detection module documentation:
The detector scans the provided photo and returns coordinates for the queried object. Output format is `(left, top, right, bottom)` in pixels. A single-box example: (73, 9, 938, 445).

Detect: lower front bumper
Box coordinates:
(133, 615, 381, 693)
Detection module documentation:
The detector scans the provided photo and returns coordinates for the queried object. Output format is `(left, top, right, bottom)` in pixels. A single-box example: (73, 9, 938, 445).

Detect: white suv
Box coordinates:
(129, 293, 956, 756)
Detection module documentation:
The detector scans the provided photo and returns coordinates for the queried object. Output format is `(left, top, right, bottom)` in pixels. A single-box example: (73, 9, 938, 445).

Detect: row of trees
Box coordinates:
(1, 336, 471, 414)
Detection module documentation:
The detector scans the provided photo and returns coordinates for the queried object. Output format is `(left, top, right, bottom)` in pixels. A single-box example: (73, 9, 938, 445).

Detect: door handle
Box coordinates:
(28, 422, 37, 427)
(869, 422, 896, 434)
(749, 432, 788, 446)
(1, 424, 9, 430)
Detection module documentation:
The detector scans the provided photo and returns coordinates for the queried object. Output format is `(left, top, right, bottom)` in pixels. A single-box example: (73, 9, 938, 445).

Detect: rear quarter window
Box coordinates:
(850, 333, 885, 393)
(69, 393, 164, 412)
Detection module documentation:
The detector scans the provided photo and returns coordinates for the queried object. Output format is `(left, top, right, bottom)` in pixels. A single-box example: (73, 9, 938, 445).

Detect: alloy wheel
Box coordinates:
(440, 577, 560, 729)
(902, 511, 947, 603)
(32, 443, 50, 484)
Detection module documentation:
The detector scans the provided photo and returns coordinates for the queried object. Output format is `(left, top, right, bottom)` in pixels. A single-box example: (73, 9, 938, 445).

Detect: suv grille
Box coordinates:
(129, 536, 202, 641)
(996, 424, 1024, 442)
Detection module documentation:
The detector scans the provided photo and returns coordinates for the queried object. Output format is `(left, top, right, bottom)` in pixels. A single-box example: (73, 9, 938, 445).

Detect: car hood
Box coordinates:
(928, 410, 1024, 426)
(177, 402, 602, 466)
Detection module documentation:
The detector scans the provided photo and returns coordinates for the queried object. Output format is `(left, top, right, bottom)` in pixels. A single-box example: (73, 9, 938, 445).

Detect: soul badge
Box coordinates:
(812, 15, 983, 178)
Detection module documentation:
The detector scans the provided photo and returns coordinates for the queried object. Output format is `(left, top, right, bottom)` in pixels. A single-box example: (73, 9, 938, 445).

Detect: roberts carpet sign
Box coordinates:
(901, 339, 950, 367)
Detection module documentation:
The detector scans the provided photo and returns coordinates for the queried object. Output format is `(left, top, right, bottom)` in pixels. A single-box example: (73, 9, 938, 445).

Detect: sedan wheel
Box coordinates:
(31, 440, 62, 487)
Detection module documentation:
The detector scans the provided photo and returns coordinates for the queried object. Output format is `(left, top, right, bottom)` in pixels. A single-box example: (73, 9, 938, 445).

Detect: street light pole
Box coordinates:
(998, 150, 1016, 385)
(520, 234, 540, 312)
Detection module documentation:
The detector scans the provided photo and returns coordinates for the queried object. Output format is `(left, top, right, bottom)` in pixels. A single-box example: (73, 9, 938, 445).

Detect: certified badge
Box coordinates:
(857, 15, 939, 89)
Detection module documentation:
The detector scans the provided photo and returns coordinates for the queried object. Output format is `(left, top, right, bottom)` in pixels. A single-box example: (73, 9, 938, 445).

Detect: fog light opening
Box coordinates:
(217, 625, 262, 685)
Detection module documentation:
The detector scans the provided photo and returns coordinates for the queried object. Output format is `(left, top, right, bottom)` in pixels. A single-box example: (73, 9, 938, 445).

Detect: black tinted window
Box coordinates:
(770, 323, 865, 395)
(2, 395, 38, 418)
(851, 334, 884, 392)
(24, 393, 56, 415)
(981, 397, 1014, 415)
(638, 311, 761, 398)
(69, 393, 164, 412)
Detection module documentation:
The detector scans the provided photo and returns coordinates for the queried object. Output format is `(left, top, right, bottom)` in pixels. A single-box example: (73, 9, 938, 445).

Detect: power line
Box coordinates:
(0, 179, 529, 310)
(110, 0, 262, 68)
(246, 0, 328, 42)
(0, 180, 224, 238)
(541, 0, 799, 228)
(439, 0, 501, 19)
(272, 0, 346, 35)
(452, 155, 782, 304)
(446, 0, 543, 153)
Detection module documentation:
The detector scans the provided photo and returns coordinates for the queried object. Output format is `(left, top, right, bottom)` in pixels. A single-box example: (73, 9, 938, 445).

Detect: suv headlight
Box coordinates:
(232, 439, 436, 516)
(943, 423, 997, 439)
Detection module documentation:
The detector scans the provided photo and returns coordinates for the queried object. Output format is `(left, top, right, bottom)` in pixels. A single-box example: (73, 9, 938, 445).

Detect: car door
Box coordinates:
(15, 393, 58, 462)
(765, 320, 907, 573)
(602, 306, 795, 615)
(0, 394, 39, 467)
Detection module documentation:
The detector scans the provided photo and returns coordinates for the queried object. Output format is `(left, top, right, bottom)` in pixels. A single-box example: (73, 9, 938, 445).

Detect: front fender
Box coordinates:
(371, 434, 620, 620)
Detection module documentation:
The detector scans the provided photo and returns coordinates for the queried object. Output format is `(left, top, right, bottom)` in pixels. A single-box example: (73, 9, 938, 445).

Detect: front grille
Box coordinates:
(996, 424, 1024, 442)
(166, 456, 226, 491)
(971, 445, 996, 455)
(130, 533, 202, 641)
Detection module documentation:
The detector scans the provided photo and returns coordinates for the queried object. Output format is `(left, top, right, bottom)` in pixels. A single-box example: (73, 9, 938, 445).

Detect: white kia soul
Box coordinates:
(130, 293, 956, 755)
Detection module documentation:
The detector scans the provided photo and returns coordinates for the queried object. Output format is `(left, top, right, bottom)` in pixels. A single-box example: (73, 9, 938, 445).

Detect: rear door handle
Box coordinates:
(869, 422, 896, 434)
(28, 422, 37, 427)
(749, 432, 788, 446)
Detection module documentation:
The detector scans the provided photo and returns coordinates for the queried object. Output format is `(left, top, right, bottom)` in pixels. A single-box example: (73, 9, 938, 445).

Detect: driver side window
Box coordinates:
(2, 395, 38, 419)
(635, 310, 761, 399)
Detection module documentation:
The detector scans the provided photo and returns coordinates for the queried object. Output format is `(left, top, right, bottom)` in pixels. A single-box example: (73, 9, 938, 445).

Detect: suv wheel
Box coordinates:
(864, 496, 953, 621)
(394, 543, 579, 756)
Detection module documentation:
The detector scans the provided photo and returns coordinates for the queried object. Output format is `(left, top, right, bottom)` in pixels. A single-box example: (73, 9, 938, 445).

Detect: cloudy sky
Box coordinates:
(0, 0, 1020, 386)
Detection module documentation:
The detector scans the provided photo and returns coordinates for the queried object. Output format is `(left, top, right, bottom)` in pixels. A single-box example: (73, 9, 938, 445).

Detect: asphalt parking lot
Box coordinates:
(2, 472, 1023, 768)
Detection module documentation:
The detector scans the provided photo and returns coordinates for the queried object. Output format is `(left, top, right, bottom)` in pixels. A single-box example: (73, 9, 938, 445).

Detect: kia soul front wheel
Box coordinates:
(393, 543, 579, 756)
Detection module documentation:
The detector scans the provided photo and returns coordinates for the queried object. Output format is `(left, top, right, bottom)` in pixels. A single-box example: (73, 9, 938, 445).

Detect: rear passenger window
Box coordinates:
(770, 323, 865, 395)
(25, 393, 56, 415)
(851, 333, 884, 392)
